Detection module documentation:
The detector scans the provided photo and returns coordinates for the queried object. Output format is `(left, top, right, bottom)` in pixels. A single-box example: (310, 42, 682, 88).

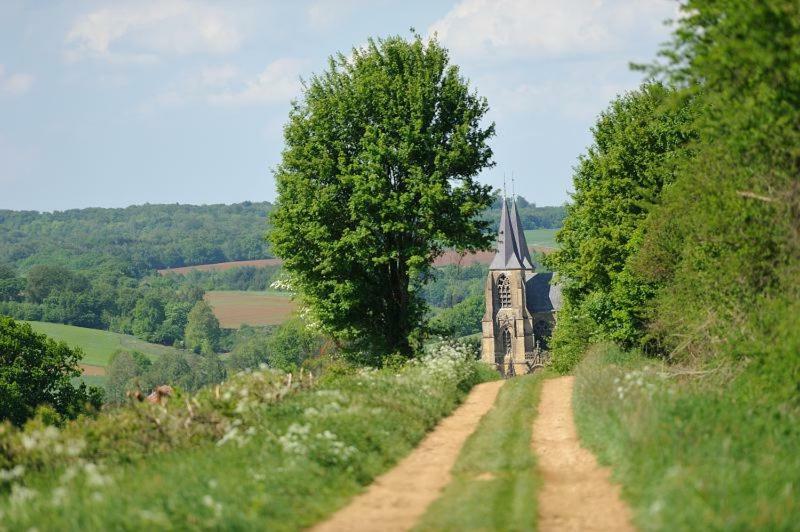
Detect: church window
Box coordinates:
(502, 326, 513, 356)
(497, 274, 511, 308)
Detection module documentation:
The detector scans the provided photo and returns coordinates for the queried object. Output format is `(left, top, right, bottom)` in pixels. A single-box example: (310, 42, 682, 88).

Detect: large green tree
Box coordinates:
(0, 316, 102, 425)
(184, 300, 221, 353)
(547, 82, 694, 363)
(270, 35, 495, 356)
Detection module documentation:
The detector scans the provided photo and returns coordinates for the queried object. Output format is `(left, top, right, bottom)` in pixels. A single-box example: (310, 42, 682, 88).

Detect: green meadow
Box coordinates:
(23, 321, 183, 367)
(523, 228, 558, 249)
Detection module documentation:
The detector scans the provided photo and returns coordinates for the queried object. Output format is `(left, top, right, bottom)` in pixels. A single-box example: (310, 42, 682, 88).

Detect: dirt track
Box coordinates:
(311, 380, 504, 532)
(532, 376, 634, 531)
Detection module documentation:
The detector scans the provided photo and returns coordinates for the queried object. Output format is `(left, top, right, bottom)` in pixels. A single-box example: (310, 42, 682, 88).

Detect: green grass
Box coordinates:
(415, 371, 549, 531)
(523, 228, 558, 249)
(23, 321, 184, 367)
(0, 347, 496, 530)
(573, 343, 800, 531)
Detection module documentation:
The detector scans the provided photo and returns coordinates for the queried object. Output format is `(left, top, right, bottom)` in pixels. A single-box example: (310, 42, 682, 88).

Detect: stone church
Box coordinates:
(481, 197, 562, 376)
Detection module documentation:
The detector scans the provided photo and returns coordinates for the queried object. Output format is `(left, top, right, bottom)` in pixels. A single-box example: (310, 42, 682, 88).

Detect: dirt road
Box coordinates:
(311, 379, 505, 532)
(532, 376, 634, 531)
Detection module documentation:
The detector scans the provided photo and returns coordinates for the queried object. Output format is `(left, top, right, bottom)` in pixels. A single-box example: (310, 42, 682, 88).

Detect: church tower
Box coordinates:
(481, 197, 561, 375)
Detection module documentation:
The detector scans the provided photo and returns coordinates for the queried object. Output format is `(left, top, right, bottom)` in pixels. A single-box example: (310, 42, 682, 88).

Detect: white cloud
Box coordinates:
(429, 0, 676, 62)
(207, 58, 306, 106)
(144, 58, 304, 111)
(65, 0, 242, 63)
(0, 65, 34, 95)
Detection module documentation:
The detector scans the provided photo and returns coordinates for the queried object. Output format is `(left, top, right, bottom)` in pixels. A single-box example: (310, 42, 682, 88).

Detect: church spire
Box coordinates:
(510, 198, 535, 270)
(489, 196, 533, 271)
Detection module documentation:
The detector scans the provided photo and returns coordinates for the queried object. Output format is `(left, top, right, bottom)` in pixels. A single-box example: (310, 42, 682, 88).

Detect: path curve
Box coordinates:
(532, 376, 634, 531)
(311, 379, 505, 532)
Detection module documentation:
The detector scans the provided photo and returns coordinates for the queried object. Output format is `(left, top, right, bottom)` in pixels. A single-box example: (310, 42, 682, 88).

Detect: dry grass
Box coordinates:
(204, 290, 297, 328)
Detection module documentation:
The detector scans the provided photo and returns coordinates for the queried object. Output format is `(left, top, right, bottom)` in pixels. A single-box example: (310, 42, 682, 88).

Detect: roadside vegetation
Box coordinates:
(0, 341, 495, 530)
(574, 343, 799, 530)
(547, 1, 800, 528)
(416, 372, 549, 531)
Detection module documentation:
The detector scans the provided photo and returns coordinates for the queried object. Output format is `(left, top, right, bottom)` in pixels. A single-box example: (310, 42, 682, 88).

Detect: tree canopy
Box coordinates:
(0, 316, 102, 425)
(270, 35, 495, 356)
(547, 83, 695, 350)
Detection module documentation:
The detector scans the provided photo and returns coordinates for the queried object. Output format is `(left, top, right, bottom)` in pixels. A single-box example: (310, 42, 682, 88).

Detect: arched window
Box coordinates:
(497, 274, 511, 308)
(503, 326, 513, 356)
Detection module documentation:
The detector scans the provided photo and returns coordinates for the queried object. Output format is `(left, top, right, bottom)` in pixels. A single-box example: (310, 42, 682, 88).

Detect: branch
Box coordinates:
(737, 190, 777, 203)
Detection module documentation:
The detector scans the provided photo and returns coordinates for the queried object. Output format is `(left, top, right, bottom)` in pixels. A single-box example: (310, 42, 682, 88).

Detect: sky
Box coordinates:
(0, 0, 678, 212)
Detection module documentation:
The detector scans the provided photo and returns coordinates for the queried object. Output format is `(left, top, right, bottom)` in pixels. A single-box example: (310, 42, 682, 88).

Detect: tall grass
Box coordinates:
(0, 341, 496, 530)
(416, 372, 548, 531)
(573, 343, 800, 530)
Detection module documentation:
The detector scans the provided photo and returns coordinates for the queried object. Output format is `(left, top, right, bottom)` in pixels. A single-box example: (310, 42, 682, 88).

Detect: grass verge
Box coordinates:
(415, 371, 549, 531)
(0, 342, 496, 530)
(573, 343, 800, 530)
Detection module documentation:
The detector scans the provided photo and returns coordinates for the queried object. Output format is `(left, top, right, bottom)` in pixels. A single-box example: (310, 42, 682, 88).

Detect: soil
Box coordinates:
(311, 379, 505, 532)
(532, 376, 634, 531)
(80, 364, 106, 376)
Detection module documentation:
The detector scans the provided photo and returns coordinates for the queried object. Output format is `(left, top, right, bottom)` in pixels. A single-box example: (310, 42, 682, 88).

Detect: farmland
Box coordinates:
(161, 228, 560, 277)
(523, 228, 558, 249)
(204, 290, 297, 328)
(23, 321, 186, 384)
(158, 258, 282, 275)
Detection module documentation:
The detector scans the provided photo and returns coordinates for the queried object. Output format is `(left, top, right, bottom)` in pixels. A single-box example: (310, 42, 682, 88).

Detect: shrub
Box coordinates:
(0, 316, 102, 426)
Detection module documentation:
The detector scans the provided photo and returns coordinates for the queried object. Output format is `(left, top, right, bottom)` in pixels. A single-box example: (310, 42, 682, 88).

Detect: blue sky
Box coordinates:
(0, 0, 677, 212)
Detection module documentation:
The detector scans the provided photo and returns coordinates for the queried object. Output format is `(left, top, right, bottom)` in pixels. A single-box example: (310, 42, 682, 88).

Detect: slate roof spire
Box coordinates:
(489, 196, 535, 271)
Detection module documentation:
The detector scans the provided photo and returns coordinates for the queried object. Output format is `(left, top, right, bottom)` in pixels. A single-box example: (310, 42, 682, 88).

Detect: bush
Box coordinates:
(0, 316, 102, 425)
(104, 350, 152, 404)
(429, 293, 484, 337)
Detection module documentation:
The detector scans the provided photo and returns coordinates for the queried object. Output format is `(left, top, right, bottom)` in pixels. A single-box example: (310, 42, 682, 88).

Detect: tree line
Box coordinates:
(1, 198, 562, 279)
(546, 0, 799, 380)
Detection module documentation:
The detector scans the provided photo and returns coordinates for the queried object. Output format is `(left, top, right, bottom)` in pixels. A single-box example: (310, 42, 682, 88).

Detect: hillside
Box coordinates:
(0, 200, 563, 276)
(0, 202, 275, 275)
(24, 321, 184, 368)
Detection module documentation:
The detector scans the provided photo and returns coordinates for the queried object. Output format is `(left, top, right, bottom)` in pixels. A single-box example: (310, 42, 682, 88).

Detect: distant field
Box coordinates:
(524, 228, 559, 249)
(24, 321, 183, 370)
(158, 258, 282, 275)
(205, 290, 297, 328)
(157, 230, 558, 276)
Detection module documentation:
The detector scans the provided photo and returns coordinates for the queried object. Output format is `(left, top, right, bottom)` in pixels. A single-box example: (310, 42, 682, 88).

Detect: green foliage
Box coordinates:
(420, 263, 487, 308)
(104, 350, 152, 404)
(573, 340, 800, 530)
(547, 299, 597, 374)
(416, 373, 545, 531)
(0, 316, 102, 425)
(166, 264, 283, 291)
(0, 341, 493, 529)
(429, 293, 484, 337)
(633, 0, 800, 362)
(0, 264, 24, 302)
(184, 300, 221, 353)
(227, 320, 325, 373)
(270, 34, 495, 357)
(0, 202, 275, 275)
(547, 82, 695, 356)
